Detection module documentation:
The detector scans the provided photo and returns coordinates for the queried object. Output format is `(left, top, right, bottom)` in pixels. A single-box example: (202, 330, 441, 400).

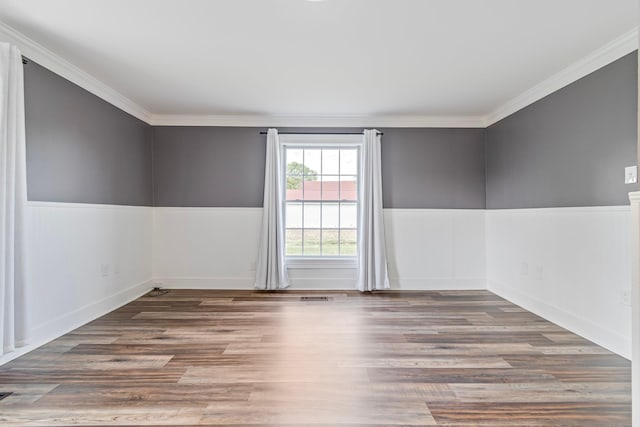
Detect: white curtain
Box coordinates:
(254, 129, 289, 290)
(0, 43, 28, 356)
(356, 129, 390, 292)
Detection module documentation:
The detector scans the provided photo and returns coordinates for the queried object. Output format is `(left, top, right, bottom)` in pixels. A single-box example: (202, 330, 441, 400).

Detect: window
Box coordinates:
(281, 135, 361, 262)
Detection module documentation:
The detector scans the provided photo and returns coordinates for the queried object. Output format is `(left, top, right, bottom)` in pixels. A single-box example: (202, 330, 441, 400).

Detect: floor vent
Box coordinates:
(300, 296, 330, 301)
(148, 287, 169, 297)
(0, 392, 12, 401)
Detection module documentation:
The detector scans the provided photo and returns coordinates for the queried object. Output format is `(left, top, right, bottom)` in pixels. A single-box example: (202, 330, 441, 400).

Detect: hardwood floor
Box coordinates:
(0, 290, 631, 426)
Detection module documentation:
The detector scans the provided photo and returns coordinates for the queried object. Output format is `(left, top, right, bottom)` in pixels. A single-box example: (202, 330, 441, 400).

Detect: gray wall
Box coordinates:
(24, 57, 487, 210)
(152, 127, 486, 208)
(26, 51, 635, 210)
(24, 60, 153, 206)
(381, 128, 485, 209)
(152, 127, 266, 207)
(486, 52, 638, 209)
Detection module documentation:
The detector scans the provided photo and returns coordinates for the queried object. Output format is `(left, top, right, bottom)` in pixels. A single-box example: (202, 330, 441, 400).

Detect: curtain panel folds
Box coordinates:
(356, 129, 390, 291)
(254, 129, 289, 290)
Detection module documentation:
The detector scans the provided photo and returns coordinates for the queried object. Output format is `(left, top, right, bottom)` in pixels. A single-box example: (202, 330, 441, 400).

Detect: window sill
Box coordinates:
(286, 257, 357, 269)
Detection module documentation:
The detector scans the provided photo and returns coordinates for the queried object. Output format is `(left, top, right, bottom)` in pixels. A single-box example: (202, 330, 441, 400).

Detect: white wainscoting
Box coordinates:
(4, 203, 631, 365)
(152, 207, 486, 290)
(152, 207, 263, 289)
(385, 209, 485, 289)
(0, 202, 153, 366)
(486, 206, 632, 358)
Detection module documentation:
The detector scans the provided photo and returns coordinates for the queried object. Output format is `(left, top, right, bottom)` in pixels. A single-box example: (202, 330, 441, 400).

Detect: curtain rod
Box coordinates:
(259, 131, 383, 136)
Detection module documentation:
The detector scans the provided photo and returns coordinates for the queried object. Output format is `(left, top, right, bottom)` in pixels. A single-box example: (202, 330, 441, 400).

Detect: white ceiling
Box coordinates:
(0, 0, 637, 125)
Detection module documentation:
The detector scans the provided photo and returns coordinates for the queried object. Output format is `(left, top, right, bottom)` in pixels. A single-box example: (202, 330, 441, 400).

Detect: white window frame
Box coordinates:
(279, 134, 362, 269)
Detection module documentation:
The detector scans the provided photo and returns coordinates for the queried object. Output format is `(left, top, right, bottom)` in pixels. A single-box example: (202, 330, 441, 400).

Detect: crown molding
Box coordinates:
(148, 113, 486, 128)
(0, 20, 152, 123)
(483, 27, 639, 127)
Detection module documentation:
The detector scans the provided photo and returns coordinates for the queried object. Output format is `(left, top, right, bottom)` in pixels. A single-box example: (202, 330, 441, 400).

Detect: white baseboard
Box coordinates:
(157, 277, 254, 289)
(390, 277, 485, 290)
(0, 279, 152, 366)
(489, 279, 631, 359)
(155, 276, 486, 291)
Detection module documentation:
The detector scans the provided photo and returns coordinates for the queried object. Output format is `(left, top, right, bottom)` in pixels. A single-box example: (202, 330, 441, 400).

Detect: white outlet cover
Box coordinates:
(625, 166, 637, 184)
(622, 290, 632, 306)
(521, 262, 528, 276)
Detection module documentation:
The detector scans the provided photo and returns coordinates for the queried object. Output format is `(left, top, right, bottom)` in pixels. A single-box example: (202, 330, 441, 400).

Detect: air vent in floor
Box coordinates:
(300, 296, 330, 301)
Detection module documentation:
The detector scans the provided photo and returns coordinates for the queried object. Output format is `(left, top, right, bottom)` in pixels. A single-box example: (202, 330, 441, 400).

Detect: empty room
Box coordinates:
(0, 0, 639, 425)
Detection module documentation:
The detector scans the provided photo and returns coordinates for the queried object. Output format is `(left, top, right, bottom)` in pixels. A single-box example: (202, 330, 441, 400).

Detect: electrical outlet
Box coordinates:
(622, 290, 632, 306)
(249, 261, 257, 271)
(625, 166, 637, 184)
(534, 265, 544, 280)
(101, 263, 110, 277)
(521, 262, 529, 276)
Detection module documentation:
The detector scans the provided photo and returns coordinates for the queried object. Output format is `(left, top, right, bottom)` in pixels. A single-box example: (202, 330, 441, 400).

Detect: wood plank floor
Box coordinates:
(0, 290, 631, 426)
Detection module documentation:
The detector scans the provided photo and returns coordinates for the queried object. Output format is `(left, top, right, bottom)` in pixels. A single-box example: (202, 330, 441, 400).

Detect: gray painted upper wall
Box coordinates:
(24, 56, 486, 209)
(152, 127, 266, 207)
(381, 128, 485, 209)
(152, 127, 486, 209)
(486, 52, 638, 209)
(24, 60, 153, 206)
(26, 49, 634, 210)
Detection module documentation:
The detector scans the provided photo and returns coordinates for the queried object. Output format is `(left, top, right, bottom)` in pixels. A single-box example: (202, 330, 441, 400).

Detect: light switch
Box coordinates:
(625, 166, 637, 184)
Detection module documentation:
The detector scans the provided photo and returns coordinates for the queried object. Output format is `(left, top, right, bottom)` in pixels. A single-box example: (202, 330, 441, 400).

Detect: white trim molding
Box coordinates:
(154, 276, 486, 291)
(0, 20, 152, 123)
(148, 113, 487, 128)
(27, 200, 153, 211)
(153, 277, 253, 290)
(484, 205, 632, 214)
(484, 28, 639, 126)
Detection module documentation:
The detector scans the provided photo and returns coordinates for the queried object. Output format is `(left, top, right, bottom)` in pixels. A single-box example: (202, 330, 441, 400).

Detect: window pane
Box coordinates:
(320, 176, 340, 201)
(339, 177, 357, 201)
(303, 229, 321, 256)
(340, 149, 358, 175)
(303, 177, 321, 201)
(286, 149, 303, 174)
(340, 203, 357, 228)
(322, 229, 340, 256)
(321, 203, 339, 228)
(340, 229, 357, 256)
(286, 229, 302, 256)
(286, 177, 303, 200)
(303, 203, 320, 228)
(286, 203, 302, 228)
(322, 149, 339, 175)
(284, 144, 359, 259)
(303, 149, 321, 177)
